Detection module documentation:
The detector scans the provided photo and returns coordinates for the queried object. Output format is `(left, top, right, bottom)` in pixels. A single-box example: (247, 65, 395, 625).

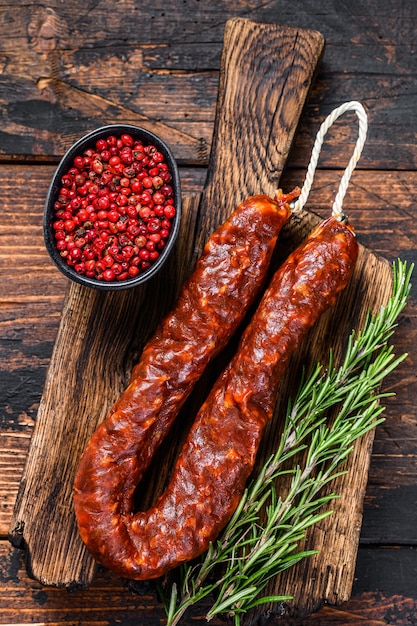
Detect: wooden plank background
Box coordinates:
(1, 1, 417, 624)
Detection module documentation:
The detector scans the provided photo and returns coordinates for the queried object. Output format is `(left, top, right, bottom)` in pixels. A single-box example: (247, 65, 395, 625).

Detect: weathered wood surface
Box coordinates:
(1, 1, 417, 170)
(9, 17, 325, 591)
(1, 1, 417, 624)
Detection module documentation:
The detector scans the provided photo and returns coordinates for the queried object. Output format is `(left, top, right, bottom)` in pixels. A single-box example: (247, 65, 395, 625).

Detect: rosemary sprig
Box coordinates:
(159, 259, 412, 626)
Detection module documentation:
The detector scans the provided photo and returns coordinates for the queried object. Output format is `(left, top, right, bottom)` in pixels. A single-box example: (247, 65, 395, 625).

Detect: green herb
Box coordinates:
(159, 259, 412, 626)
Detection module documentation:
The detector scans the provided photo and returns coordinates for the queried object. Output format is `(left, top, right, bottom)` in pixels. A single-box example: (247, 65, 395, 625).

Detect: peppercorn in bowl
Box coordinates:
(43, 124, 181, 290)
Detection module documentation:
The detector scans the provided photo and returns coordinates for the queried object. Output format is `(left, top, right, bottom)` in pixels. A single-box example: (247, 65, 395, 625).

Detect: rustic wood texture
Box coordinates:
(191, 18, 324, 259)
(8, 17, 325, 590)
(1, 1, 416, 171)
(2, 1, 417, 624)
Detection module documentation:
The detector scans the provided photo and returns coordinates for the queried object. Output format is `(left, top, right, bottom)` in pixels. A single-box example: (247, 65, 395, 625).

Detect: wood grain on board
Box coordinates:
(9, 17, 325, 596)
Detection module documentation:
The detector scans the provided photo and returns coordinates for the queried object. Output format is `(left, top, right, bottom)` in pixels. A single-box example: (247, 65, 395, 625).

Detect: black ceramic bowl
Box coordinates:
(43, 124, 181, 290)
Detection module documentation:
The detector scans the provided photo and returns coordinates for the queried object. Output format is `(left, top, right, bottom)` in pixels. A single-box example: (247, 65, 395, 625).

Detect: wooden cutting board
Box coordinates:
(9, 15, 393, 621)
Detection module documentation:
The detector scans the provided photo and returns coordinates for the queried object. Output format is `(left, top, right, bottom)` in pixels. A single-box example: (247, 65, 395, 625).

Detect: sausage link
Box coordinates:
(74, 214, 358, 580)
(74, 190, 298, 571)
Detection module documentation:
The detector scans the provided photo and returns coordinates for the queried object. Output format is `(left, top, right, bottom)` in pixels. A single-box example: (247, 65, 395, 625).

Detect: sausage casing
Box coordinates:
(74, 191, 297, 574)
(74, 214, 358, 580)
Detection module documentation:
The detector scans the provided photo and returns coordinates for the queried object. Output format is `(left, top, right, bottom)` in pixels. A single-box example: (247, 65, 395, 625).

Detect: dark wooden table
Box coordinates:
(1, 1, 416, 624)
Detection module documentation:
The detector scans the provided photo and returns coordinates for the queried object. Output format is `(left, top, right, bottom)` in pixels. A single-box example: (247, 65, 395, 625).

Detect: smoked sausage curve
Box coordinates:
(74, 214, 358, 580)
(74, 190, 297, 568)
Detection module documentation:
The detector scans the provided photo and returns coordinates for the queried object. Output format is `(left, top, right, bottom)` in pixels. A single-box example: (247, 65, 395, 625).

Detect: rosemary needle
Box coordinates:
(159, 259, 412, 626)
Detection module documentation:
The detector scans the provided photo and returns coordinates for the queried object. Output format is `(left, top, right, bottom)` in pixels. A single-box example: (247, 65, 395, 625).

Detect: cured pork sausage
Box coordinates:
(74, 190, 297, 567)
(74, 213, 358, 580)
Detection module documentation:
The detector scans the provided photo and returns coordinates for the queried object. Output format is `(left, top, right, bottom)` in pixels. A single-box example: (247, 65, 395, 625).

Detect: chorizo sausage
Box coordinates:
(74, 213, 358, 580)
(74, 189, 298, 566)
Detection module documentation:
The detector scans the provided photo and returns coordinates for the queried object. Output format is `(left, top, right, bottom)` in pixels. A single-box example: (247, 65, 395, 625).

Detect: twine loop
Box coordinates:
(291, 101, 368, 221)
